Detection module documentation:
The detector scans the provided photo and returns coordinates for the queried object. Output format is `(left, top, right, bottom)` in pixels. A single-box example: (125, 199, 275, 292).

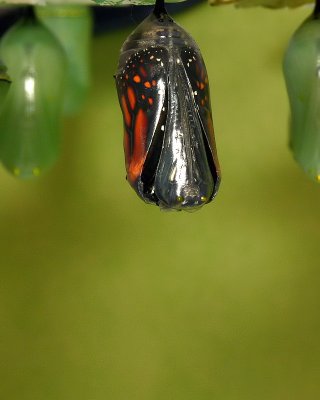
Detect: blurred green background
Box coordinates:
(1, 3, 319, 399)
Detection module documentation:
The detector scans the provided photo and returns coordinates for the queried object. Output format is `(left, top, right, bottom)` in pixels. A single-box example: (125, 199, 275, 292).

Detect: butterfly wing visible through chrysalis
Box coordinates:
(115, 47, 168, 202)
(115, 0, 221, 210)
(179, 46, 221, 198)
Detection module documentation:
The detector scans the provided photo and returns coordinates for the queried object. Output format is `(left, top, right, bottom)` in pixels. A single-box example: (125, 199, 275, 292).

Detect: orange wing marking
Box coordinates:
(123, 129, 131, 170)
(139, 66, 147, 77)
(128, 109, 148, 183)
(127, 86, 136, 110)
(121, 95, 131, 127)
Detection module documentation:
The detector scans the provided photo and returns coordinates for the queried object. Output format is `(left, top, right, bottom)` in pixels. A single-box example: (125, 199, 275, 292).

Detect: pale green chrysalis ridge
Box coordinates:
(0, 9, 67, 179)
(283, 8, 320, 182)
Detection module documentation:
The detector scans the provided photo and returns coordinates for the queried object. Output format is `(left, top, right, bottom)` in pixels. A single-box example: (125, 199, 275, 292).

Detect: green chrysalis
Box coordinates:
(0, 8, 66, 179)
(36, 5, 92, 115)
(283, 3, 320, 182)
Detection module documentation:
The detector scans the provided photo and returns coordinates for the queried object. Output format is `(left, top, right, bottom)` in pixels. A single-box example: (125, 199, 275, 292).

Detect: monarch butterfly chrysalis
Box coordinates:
(115, 0, 221, 211)
(36, 5, 92, 115)
(283, 1, 320, 182)
(0, 7, 66, 179)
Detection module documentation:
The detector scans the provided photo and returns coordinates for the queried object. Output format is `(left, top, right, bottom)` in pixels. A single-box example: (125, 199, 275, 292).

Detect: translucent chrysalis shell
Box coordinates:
(115, 0, 220, 211)
(0, 9, 66, 179)
(283, 9, 320, 182)
(36, 5, 92, 115)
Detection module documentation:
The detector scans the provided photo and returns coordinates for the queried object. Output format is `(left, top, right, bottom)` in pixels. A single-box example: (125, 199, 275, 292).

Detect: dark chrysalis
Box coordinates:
(115, 0, 221, 211)
(283, 0, 320, 182)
